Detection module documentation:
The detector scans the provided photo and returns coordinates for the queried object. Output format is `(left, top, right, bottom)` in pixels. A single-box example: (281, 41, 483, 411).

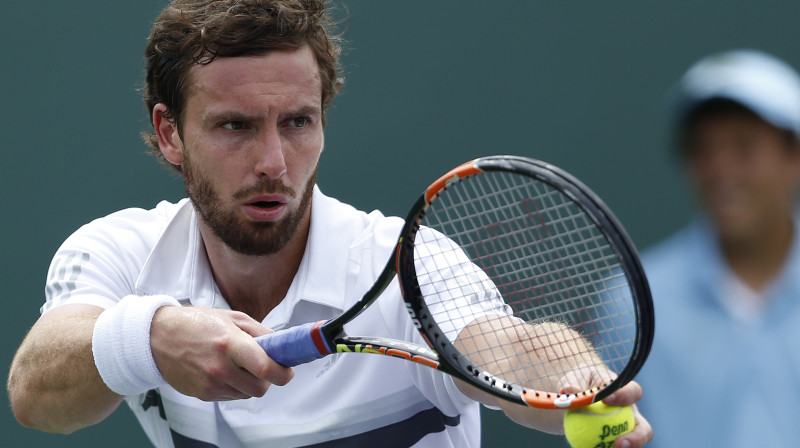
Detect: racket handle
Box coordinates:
(255, 320, 330, 367)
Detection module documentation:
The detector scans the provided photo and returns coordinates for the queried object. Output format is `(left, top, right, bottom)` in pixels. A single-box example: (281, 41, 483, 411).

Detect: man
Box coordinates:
(8, 1, 651, 446)
(637, 49, 800, 447)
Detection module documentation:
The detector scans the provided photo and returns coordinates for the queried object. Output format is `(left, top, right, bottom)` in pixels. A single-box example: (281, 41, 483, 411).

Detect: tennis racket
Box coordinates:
(255, 155, 654, 409)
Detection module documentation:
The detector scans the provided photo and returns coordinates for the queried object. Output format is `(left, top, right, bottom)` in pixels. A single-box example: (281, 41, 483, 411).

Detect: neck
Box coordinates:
(199, 217, 311, 322)
(721, 216, 794, 292)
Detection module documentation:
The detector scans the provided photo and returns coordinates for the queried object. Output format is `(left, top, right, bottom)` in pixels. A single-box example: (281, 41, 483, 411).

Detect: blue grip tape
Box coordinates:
(255, 321, 327, 367)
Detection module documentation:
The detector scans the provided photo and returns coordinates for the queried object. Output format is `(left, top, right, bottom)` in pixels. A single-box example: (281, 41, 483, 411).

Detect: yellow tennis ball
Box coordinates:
(563, 402, 635, 448)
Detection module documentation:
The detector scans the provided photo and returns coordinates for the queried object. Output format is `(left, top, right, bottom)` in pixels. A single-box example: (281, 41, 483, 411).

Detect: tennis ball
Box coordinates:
(563, 402, 635, 448)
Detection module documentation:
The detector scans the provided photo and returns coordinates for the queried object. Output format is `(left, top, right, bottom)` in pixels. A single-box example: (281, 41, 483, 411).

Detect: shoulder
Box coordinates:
(641, 222, 705, 276)
(637, 222, 714, 315)
(61, 199, 188, 252)
(43, 200, 191, 312)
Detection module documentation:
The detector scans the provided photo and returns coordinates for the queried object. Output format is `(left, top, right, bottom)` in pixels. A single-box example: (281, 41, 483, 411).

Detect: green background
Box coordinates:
(2, 1, 799, 446)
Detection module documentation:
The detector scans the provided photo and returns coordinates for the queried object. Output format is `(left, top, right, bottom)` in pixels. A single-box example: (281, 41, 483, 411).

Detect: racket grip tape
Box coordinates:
(255, 320, 331, 367)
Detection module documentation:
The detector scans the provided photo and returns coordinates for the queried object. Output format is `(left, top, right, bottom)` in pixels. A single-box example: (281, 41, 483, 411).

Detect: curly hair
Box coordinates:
(142, 0, 344, 171)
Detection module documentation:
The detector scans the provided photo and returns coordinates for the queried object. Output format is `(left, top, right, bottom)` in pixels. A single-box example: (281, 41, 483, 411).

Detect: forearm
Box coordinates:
(454, 315, 604, 433)
(8, 304, 123, 434)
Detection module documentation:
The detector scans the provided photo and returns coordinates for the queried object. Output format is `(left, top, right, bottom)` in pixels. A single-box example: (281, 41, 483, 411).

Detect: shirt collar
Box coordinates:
(135, 198, 209, 303)
(686, 212, 800, 311)
(294, 185, 353, 311)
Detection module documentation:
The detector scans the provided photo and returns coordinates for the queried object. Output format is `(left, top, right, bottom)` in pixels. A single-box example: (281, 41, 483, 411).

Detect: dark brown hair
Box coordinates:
(142, 0, 343, 171)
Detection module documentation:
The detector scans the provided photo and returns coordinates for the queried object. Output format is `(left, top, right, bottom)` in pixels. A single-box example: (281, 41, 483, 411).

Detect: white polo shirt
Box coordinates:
(43, 186, 480, 447)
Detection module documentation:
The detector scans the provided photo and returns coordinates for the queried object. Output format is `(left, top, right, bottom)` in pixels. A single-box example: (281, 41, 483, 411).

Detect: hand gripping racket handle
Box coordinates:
(254, 320, 331, 367)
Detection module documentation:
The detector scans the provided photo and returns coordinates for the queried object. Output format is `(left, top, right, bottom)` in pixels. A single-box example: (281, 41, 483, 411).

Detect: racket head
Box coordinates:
(396, 155, 654, 409)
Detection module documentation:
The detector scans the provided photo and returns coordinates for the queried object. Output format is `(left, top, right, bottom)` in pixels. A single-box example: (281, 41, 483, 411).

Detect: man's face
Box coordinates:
(175, 46, 324, 256)
(684, 112, 800, 243)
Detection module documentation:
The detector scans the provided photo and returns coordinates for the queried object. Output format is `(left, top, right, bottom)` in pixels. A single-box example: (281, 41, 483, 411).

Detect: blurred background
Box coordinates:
(2, 1, 799, 446)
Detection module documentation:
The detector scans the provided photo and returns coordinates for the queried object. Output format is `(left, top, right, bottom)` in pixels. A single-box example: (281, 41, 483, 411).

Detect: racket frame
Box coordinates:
(397, 156, 654, 408)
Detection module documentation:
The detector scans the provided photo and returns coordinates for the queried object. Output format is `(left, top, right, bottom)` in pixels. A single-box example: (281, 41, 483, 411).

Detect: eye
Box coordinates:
(289, 116, 309, 128)
(221, 121, 246, 131)
(734, 136, 759, 159)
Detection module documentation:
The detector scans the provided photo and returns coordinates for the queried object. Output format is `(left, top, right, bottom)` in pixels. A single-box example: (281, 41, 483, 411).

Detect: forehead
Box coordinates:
(686, 113, 783, 143)
(186, 46, 322, 111)
(683, 107, 788, 145)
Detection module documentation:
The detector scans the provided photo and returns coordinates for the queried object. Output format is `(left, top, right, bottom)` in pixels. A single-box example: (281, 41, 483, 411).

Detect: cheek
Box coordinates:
(286, 133, 324, 177)
(750, 152, 797, 188)
(186, 147, 247, 196)
(760, 170, 800, 202)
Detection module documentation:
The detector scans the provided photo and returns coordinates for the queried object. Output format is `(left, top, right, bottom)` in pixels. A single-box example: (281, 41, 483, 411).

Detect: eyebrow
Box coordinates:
(200, 110, 259, 127)
(283, 105, 322, 119)
(200, 105, 322, 126)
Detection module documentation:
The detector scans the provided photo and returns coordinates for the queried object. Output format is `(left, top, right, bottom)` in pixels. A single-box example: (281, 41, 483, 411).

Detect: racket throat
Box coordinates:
(310, 320, 333, 356)
(335, 336, 441, 369)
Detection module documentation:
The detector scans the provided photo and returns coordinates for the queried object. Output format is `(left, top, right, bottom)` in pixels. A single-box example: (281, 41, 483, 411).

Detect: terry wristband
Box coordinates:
(92, 294, 181, 395)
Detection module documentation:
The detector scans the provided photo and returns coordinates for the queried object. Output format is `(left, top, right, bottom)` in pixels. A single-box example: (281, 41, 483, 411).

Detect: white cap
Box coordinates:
(671, 49, 800, 136)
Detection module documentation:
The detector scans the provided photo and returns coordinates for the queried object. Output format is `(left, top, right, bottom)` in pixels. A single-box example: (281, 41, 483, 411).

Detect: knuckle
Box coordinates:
(203, 360, 231, 382)
(251, 382, 270, 397)
(228, 310, 253, 323)
(210, 333, 236, 353)
(269, 365, 294, 386)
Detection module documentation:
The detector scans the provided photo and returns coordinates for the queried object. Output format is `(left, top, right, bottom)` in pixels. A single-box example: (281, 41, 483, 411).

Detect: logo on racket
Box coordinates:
(404, 302, 423, 329)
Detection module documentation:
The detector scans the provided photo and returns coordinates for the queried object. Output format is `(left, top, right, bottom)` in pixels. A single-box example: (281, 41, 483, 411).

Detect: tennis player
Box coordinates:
(8, 1, 652, 446)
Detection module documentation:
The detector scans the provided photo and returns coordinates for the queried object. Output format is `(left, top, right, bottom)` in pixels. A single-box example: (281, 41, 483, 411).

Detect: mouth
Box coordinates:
(248, 200, 283, 209)
(242, 195, 288, 221)
(245, 193, 288, 207)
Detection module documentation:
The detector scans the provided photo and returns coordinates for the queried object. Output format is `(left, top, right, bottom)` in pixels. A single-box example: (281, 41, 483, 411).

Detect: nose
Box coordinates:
(253, 126, 287, 179)
(690, 145, 741, 183)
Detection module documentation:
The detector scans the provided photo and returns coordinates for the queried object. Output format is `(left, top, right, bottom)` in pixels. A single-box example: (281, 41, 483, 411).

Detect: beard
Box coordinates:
(183, 152, 317, 257)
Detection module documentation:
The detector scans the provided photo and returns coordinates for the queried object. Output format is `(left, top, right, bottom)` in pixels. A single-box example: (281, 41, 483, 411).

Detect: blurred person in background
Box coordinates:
(637, 49, 800, 447)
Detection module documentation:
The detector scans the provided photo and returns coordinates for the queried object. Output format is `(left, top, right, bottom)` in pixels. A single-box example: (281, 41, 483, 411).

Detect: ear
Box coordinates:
(782, 138, 800, 193)
(153, 103, 184, 166)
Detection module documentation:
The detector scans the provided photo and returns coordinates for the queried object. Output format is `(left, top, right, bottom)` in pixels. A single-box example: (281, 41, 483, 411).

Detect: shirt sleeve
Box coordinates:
(364, 220, 492, 415)
(412, 226, 514, 343)
(41, 208, 165, 315)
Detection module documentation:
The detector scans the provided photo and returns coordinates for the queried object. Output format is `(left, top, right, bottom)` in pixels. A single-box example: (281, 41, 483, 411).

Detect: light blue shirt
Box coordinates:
(637, 217, 800, 447)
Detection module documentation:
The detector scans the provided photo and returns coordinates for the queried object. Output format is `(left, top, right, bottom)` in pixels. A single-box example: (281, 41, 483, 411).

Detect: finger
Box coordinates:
(229, 332, 270, 375)
(228, 333, 294, 387)
(557, 367, 616, 395)
(194, 378, 252, 402)
(614, 406, 653, 448)
(212, 353, 274, 399)
(212, 386, 251, 401)
(558, 373, 580, 394)
(221, 366, 272, 398)
(228, 311, 272, 338)
(603, 381, 643, 407)
(557, 369, 589, 395)
(263, 357, 294, 386)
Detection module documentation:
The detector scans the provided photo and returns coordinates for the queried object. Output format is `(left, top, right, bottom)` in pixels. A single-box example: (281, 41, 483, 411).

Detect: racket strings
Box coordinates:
(414, 171, 636, 393)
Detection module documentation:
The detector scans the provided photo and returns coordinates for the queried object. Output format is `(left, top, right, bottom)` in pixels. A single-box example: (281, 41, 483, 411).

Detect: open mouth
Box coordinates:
(243, 196, 288, 222)
(250, 200, 281, 209)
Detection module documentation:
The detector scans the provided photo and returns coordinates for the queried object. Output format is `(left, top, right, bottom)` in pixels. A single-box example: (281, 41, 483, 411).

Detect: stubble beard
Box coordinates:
(182, 151, 317, 257)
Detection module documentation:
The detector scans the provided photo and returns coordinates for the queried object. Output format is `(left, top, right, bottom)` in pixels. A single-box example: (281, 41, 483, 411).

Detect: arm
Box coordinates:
(8, 304, 122, 434)
(8, 302, 294, 434)
(453, 315, 652, 447)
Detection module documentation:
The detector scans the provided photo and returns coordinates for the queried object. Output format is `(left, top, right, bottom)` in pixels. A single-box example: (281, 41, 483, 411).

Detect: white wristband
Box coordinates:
(92, 294, 181, 396)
